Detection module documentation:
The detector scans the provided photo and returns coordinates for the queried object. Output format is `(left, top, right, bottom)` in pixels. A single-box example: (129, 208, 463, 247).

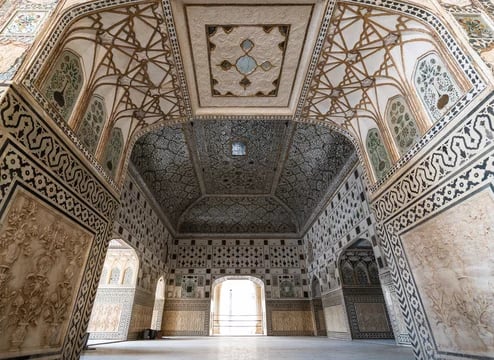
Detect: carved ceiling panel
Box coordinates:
(276, 123, 355, 227)
(178, 196, 298, 234)
(130, 125, 201, 227)
(193, 120, 289, 194)
(207, 25, 289, 97)
(171, 0, 324, 115)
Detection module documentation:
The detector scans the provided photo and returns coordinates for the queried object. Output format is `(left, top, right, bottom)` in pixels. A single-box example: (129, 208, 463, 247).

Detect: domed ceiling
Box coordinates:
(131, 120, 355, 237)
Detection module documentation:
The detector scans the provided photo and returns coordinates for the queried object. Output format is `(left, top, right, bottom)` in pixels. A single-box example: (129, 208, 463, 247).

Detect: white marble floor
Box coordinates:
(81, 336, 414, 360)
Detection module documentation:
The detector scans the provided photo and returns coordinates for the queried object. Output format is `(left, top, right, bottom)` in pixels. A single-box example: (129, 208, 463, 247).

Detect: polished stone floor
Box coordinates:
(81, 337, 414, 360)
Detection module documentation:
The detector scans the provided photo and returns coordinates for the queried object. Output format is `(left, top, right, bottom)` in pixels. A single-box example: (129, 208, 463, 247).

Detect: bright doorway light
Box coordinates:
(211, 277, 266, 335)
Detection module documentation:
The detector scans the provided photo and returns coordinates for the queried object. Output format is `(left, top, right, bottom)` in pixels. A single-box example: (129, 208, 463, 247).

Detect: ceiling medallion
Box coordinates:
(207, 25, 289, 97)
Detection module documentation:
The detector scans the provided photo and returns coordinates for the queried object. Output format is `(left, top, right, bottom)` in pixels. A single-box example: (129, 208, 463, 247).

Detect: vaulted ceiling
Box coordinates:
(131, 120, 355, 236)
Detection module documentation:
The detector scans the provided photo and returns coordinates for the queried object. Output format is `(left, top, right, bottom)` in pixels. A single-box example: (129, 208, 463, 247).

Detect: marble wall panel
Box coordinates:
(373, 93, 494, 359)
(323, 305, 348, 334)
(162, 299, 210, 336)
(265, 300, 313, 336)
(401, 188, 494, 357)
(0, 190, 93, 356)
(354, 303, 391, 333)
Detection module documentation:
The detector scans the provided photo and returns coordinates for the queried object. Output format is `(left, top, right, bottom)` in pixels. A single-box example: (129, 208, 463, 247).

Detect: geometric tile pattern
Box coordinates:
(132, 120, 352, 235)
(131, 125, 202, 227)
(116, 173, 173, 271)
(169, 238, 308, 301)
(303, 165, 409, 344)
(178, 196, 298, 234)
(304, 167, 373, 293)
(276, 123, 355, 227)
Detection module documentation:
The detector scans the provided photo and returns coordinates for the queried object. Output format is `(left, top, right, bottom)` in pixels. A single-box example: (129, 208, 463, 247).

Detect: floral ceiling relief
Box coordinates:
(207, 25, 289, 97)
(401, 188, 494, 357)
(0, 190, 92, 356)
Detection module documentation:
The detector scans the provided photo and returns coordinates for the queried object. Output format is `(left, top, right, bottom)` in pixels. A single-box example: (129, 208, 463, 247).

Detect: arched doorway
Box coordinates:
(151, 277, 165, 332)
(338, 239, 394, 339)
(210, 276, 266, 336)
(87, 239, 139, 341)
(311, 276, 327, 336)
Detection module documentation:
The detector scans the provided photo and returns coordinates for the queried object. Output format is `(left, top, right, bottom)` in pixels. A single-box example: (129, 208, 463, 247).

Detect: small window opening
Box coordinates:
(232, 141, 246, 156)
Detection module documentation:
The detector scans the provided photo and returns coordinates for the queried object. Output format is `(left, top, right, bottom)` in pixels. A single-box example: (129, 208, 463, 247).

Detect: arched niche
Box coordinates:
(338, 238, 394, 340)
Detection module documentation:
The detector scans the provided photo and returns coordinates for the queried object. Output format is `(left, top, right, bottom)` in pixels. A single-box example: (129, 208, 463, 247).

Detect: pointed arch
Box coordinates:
(41, 49, 83, 122)
(386, 95, 421, 155)
(102, 127, 124, 178)
(366, 128, 391, 181)
(76, 94, 106, 154)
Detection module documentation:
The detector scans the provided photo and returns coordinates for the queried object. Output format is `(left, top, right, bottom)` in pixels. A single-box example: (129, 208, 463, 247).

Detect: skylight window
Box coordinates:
(231, 141, 246, 156)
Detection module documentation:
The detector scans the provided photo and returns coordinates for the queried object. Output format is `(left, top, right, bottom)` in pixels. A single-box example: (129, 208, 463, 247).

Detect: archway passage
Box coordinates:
(339, 239, 394, 340)
(87, 240, 139, 341)
(151, 277, 165, 332)
(211, 277, 266, 336)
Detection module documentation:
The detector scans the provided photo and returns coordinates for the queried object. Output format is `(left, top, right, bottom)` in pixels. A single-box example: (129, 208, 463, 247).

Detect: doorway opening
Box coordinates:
(210, 276, 266, 336)
(87, 239, 139, 341)
(151, 276, 165, 331)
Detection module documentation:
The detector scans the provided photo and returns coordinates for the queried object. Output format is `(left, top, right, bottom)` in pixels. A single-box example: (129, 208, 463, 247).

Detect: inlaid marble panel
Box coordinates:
(175, 2, 317, 114)
(401, 188, 494, 357)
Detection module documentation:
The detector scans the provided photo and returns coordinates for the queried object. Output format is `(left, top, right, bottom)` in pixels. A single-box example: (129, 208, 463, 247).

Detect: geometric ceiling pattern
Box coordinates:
(193, 120, 289, 194)
(178, 196, 298, 234)
(131, 120, 355, 236)
(276, 124, 356, 226)
(130, 125, 202, 226)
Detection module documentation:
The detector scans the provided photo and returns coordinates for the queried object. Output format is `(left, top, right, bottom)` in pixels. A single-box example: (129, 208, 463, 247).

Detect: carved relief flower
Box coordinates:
(5, 153, 20, 169)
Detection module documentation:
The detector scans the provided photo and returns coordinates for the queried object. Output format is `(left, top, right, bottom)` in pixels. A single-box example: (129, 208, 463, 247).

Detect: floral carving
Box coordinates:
(0, 191, 92, 354)
(402, 190, 494, 356)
